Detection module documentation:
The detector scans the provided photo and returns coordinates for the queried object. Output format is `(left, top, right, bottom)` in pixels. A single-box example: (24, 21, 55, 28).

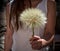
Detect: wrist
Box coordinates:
(41, 39, 48, 48)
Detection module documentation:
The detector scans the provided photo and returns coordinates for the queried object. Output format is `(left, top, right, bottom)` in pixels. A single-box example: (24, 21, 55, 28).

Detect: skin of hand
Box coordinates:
(29, 35, 47, 50)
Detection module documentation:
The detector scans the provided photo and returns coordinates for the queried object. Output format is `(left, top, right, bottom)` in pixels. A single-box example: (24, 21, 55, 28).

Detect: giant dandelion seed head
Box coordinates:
(19, 8, 47, 28)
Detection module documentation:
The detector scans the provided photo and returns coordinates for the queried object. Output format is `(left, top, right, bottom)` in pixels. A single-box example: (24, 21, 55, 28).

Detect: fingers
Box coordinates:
(29, 35, 41, 41)
(30, 40, 42, 45)
(30, 40, 42, 50)
(29, 35, 42, 50)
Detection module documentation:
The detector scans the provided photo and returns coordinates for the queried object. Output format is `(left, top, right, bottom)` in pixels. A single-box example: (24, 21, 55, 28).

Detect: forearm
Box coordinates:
(4, 30, 13, 51)
(47, 34, 54, 45)
(43, 32, 54, 45)
(4, 3, 13, 51)
(44, 0, 56, 45)
(41, 33, 54, 49)
(43, 0, 56, 45)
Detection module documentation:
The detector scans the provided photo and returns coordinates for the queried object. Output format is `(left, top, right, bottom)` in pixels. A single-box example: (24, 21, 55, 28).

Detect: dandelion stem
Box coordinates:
(32, 23, 34, 37)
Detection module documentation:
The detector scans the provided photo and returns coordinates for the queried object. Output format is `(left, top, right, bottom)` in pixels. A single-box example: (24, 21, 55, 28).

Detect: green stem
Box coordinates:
(32, 23, 34, 37)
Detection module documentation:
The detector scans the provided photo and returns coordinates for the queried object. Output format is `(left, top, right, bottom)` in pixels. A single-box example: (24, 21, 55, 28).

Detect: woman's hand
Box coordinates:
(29, 35, 47, 50)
